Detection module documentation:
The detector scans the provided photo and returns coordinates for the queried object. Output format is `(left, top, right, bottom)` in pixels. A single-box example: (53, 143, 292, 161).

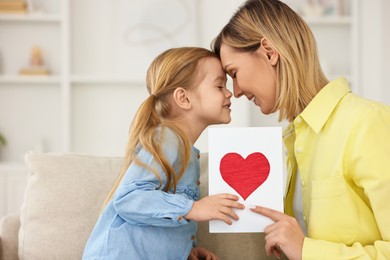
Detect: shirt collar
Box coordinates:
(299, 77, 351, 133)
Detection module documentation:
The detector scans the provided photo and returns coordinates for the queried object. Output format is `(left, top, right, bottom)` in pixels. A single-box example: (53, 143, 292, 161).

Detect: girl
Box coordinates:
(82, 47, 245, 260)
(213, 0, 390, 259)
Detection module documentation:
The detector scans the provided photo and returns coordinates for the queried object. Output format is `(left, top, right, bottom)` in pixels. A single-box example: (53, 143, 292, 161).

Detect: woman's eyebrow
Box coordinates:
(224, 64, 232, 72)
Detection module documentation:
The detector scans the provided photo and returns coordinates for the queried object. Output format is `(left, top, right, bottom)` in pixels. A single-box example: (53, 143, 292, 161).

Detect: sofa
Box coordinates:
(0, 152, 282, 260)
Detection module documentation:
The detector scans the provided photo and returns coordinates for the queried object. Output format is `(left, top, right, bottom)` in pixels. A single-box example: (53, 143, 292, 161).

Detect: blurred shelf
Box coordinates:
(0, 13, 62, 22)
(71, 75, 144, 85)
(304, 16, 351, 25)
(0, 75, 61, 84)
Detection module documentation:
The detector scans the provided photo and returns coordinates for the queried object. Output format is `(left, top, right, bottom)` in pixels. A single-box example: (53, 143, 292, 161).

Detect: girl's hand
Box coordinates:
(250, 205, 304, 260)
(188, 246, 219, 260)
(185, 193, 244, 224)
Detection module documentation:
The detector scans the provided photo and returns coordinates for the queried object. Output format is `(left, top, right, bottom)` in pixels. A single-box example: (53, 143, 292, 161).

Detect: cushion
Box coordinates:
(197, 153, 270, 259)
(19, 152, 122, 260)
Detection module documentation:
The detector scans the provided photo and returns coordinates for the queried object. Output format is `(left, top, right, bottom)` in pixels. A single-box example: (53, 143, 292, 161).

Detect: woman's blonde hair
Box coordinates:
(102, 47, 217, 208)
(212, 0, 328, 122)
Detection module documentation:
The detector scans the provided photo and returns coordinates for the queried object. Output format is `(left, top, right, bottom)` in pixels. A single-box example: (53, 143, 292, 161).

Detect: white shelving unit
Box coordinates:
(304, 16, 351, 25)
(305, 16, 359, 89)
(0, 13, 62, 22)
(0, 75, 61, 84)
(294, 0, 359, 88)
(0, 0, 205, 164)
(0, 0, 66, 162)
(0, 0, 67, 218)
(70, 75, 143, 85)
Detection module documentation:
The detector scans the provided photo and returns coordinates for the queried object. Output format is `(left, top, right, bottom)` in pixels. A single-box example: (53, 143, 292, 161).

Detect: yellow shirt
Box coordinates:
(283, 78, 390, 259)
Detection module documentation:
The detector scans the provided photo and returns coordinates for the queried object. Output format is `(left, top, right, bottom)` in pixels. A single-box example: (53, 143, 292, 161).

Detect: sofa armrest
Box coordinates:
(0, 215, 20, 260)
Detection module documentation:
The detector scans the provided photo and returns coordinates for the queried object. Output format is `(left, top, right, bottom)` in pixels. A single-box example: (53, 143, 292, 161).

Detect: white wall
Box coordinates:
(382, 0, 390, 105)
(359, 1, 383, 103)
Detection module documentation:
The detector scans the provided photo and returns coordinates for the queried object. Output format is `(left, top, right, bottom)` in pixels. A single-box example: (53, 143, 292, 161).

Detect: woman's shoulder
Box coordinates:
(346, 93, 390, 116)
(340, 93, 390, 135)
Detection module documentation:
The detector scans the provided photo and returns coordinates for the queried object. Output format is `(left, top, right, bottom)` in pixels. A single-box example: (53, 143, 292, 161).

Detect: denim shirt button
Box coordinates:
(178, 216, 182, 221)
(191, 234, 195, 240)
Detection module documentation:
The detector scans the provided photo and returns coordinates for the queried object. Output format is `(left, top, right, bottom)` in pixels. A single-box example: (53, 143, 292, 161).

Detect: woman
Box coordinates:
(212, 0, 390, 259)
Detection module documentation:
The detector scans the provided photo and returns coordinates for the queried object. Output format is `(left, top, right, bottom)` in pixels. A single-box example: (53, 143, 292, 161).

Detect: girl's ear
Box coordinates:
(172, 87, 191, 110)
(259, 38, 279, 66)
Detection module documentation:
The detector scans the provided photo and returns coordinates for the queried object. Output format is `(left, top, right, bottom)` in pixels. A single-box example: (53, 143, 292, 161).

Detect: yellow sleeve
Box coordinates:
(303, 104, 390, 259)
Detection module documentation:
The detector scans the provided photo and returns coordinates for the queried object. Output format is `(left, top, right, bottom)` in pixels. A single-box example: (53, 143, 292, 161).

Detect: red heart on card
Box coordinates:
(220, 152, 270, 200)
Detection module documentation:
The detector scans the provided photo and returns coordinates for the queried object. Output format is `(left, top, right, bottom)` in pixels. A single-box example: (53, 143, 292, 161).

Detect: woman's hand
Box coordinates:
(185, 193, 244, 224)
(188, 246, 219, 260)
(250, 206, 304, 260)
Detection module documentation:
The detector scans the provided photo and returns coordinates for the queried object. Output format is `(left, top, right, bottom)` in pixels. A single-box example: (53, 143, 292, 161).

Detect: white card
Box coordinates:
(208, 127, 284, 233)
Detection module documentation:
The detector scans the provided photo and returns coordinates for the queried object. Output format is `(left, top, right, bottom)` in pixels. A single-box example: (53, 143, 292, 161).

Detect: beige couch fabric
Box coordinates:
(20, 152, 122, 260)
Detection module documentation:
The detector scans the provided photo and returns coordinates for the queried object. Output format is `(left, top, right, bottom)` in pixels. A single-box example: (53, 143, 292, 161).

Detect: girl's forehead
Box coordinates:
(199, 56, 223, 70)
(193, 58, 226, 85)
(203, 59, 225, 75)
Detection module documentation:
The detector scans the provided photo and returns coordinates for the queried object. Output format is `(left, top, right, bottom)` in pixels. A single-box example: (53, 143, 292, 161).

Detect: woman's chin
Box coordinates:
(259, 106, 272, 115)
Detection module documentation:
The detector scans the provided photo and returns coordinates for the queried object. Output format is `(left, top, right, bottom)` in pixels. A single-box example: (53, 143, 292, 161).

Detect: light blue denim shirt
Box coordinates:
(83, 128, 200, 260)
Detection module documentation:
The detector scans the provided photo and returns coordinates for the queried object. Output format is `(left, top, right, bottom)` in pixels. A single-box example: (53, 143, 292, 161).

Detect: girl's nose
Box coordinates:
(225, 88, 233, 98)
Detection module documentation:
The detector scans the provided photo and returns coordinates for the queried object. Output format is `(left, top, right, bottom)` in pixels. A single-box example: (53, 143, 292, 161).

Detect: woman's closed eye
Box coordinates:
(227, 71, 236, 79)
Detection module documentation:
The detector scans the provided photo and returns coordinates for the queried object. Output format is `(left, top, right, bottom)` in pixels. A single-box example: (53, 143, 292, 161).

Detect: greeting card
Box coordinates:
(208, 127, 284, 233)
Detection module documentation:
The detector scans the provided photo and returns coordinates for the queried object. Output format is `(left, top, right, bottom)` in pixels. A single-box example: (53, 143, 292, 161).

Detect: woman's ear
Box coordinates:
(259, 38, 279, 66)
(172, 87, 191, 110)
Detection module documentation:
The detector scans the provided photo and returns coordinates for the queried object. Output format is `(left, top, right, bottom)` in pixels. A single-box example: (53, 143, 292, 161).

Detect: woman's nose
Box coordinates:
(233, 82, 243, 98)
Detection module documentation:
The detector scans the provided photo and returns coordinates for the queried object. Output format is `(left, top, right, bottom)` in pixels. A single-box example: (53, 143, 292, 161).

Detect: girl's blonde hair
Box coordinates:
(102, 47, 217, 208)
(212, 0, 328, 122)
